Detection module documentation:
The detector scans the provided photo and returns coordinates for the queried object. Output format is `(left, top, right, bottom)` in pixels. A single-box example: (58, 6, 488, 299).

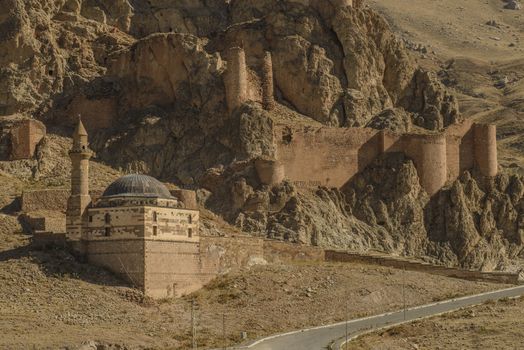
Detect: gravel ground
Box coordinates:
(0, 230, 508, 349)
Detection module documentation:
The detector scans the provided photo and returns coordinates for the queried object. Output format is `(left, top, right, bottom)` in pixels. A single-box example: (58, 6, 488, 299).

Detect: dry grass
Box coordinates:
(0, 226, 510, 349)
(346, 297, 524, 350)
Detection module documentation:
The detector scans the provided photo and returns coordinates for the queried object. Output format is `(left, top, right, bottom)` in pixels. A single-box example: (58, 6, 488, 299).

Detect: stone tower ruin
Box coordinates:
(224, 47, 248, 113)
(474, 124, 498, 177)
(66, 117, 92, 240)
(262, 51, 276, 111)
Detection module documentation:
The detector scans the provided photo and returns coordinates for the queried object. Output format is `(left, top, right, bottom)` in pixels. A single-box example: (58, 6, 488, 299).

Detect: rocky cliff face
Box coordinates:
(227, 153, 524, 271)
(1, 0, 520, 270)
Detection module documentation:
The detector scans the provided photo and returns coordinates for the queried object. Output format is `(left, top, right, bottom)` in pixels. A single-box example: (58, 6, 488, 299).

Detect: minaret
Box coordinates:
(66, 116, 92, 241)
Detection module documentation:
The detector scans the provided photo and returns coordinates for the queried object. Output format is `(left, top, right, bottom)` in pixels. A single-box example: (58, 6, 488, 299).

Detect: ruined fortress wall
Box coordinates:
(224, 47, 248, 112)
(85, 239, 145, 289)
(255, 158, 285, 186)
(402, 134, 447, 196)
(199, 236, 324, 274)
(271, 122, 496, 195)
(262, 240, 325, 263)
(474, 124, 498, 177)
(10, 119, 46, 160)
(21, 188, 103, 213)
(381, 130, 403, 153)
(275, 125, 382, 188)
(445, 121, 475, 182)
(329, 0, 354, 7)
(20, 211, 66, 234)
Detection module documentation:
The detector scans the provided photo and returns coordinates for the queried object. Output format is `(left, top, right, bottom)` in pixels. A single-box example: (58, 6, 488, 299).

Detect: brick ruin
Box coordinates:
(0, 117, 46, 160)
(222, 47, 498, 196)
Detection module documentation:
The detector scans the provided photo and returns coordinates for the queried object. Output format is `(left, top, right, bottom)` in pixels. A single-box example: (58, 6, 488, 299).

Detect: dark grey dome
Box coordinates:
(102, 174, 173, 198)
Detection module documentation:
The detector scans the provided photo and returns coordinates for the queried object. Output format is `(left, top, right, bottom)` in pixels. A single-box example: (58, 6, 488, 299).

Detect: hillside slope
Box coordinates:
(0, 0, 523, 270)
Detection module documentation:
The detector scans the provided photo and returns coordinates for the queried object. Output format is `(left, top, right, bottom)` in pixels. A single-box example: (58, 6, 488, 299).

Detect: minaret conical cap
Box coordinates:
(74, 115, 88, 137)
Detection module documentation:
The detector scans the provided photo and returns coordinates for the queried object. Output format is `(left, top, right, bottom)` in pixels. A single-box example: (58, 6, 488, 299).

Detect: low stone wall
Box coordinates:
(200, 235, 265, 274)
(21, 189, 70, 213)
(20, 211, 66, 234)
(21, 188, 104, 213)
(200, 236, 325, 275)
(325, 250, 522, 285)
(31, 232, 66, 249)
(263, 240, 325, 263)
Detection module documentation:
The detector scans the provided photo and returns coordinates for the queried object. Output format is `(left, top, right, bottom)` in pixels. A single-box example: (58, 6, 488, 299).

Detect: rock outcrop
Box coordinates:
(227, 153, 524, 270)
(0, 0, 517, 271)
(0, 0, 133, 116)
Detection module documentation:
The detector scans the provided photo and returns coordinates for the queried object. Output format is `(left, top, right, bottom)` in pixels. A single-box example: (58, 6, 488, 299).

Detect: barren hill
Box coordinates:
(368, 0, 524, 170)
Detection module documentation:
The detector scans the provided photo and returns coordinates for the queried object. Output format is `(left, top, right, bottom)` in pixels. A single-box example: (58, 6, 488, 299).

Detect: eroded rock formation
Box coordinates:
(0, 0, 519, 271)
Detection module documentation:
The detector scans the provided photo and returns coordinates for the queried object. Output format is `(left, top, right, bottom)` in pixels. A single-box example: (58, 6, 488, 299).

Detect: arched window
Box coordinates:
(105, 213, 111, 224)
(153, 211, 158, 222)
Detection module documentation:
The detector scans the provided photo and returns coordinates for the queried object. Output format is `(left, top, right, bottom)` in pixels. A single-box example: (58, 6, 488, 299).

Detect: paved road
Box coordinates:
(230, 285, 524, 350)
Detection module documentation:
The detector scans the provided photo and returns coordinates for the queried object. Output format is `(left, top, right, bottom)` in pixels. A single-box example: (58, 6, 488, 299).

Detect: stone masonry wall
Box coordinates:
(265, 121, 498, 196)
(85, 239, 146, 289)
(273, 125, 381, 188)
(474, 124, 498, 177)
(144, 240, 210, 298)
(401, 133, 447, 196)
(444, 120, 475, 182)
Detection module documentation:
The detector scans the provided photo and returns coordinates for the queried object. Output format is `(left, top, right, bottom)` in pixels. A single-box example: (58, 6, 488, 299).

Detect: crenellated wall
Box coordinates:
(260, 121, 498, 196)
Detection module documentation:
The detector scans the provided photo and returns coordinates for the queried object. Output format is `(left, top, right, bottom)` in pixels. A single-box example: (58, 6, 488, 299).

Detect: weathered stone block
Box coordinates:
(0, 117, 46, 160)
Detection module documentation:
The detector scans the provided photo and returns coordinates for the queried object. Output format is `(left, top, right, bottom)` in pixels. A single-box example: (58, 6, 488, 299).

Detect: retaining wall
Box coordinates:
(325, 250, 521, 285)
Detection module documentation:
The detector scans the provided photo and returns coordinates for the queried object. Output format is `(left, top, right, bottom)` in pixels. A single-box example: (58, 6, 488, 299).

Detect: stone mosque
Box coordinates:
(66, 118, 206, 298)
